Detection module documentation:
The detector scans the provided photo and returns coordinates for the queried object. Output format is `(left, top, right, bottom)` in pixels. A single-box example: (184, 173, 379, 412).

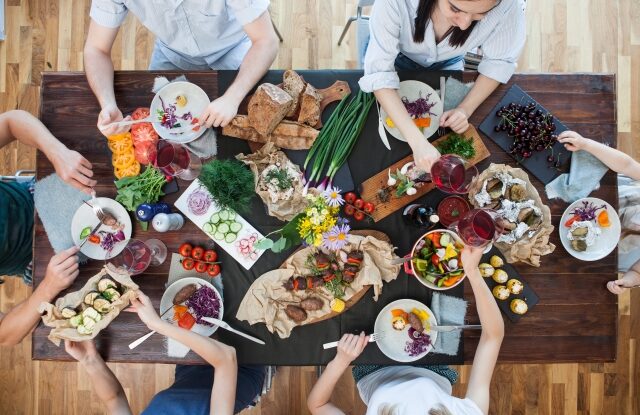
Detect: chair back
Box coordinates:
(358, 0, 375, 8)
(0, 169, 35, 184)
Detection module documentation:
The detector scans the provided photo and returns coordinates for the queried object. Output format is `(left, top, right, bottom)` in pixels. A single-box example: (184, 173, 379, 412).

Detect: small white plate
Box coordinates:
(559, 197, 621, 261)
(150, 81, 210, 144)
(374, 299, 438, 362)
(71, 197, 132, 260)
(379, 80, 443, 142)
(160, 277, 224, 337)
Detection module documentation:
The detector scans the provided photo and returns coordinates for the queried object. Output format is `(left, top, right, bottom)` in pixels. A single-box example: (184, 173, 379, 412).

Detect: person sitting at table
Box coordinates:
(65, 290, 265, 414)
(557, 130, 640, 295)
(84, 0, 280, 136)
(360, 0, 526, 171)
(307, 245, 503, 415)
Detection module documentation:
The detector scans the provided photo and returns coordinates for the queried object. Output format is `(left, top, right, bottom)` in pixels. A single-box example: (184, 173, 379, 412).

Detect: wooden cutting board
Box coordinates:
(280, 229, 390, 326)
(359, 125, 490, 222)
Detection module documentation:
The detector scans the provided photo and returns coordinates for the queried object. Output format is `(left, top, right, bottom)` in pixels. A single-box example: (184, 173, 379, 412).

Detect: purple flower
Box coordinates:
(322, 224, 351, 251)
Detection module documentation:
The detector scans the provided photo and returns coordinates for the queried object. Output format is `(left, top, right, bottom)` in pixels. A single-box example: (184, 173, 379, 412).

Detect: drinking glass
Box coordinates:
(429, 154, 478, 194)
(155, 140, 202, 180)
(449, 209, 497, 249)
(109, 239, 167, 275)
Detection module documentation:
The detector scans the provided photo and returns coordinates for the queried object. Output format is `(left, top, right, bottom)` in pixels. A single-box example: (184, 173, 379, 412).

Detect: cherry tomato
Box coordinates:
(207, 264, 221, 277)
(203, 249, 218, 263)
(181, 257, 195, 271)
(178, 243, 193, 257)
(344, 192, 357, 204)
(564, 215, 578, 228)
(354, 198, 365, 209)
(194, 261, 208, 273)
(363, 202, 375, 213)
(191, 246, 205, 260)
(344, 204, 356, 216)
(354, 211, 365, 221)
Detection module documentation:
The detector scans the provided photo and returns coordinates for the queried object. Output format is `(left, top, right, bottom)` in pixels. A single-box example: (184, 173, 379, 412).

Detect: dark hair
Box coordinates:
(413, 0, 481, 48)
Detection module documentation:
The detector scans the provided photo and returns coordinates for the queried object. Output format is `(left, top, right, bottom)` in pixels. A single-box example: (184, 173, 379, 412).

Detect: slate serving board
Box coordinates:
(480, 247, 539, 322)
(478, 84, 571, 185)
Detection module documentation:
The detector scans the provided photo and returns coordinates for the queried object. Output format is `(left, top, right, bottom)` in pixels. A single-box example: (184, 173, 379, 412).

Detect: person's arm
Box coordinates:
(439, 75, 500, 133)
(65, 340, 132, 415)
(84, 19, 130, 137)
(307, 332, 369, 415)
(0, 247, 80, 346)
(460, 246, 504, 414)
(201, 10, 279, 128)
(128, 291, 237, 415)
(558, 131, 640, 180)
(0, 110, 96, 193)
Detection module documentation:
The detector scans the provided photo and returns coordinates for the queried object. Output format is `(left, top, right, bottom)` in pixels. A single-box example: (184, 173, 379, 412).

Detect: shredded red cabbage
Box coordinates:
(99, 230, 126, 252)
(405, 327, 431, 357)
(569, 200, 606, 222)
(187, 189, 211, 216)
(158, 96, 193, 129)
(402, 92, 436, 119)
(186, 285, 221, 326)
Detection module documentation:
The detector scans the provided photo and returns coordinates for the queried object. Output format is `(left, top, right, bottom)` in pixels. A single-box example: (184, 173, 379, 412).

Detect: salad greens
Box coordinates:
(115, 166, 166, 230)
(412, 231, 464, 288)
(436, 133, 476, 160)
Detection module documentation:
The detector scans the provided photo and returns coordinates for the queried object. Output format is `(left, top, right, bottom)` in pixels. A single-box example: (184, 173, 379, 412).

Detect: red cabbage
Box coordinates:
(402, 92, 436, 119)
(186, 285, 221, 326)
(405, 327, 431, 357)
(569, 200, 606, 222)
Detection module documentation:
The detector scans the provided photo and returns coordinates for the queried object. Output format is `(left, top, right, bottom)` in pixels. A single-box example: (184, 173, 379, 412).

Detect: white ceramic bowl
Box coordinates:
(409, 229, 466, 291)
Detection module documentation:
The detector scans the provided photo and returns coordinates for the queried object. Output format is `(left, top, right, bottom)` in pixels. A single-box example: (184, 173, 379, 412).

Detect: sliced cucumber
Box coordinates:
(229, 222, 242, 233)
(217, 222, 230, 234)
(209, 213, 220, 224)
(203, 222, 216, 235)
(214, 232, 225, 241)
(225, 210, 236, 220)
(225, 232, 237, 243)
(219, 210, 229, 221)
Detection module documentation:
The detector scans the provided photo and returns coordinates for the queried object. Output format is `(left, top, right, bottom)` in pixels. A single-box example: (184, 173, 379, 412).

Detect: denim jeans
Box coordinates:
(394, 53, 465, 72)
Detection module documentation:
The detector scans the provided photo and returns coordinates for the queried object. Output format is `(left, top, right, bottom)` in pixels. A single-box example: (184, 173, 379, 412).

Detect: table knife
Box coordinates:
(78, 221, 102, 248)
(375, 101, 391, 150)
(430, 324, 482, 332)
(201, 317, 265, 345)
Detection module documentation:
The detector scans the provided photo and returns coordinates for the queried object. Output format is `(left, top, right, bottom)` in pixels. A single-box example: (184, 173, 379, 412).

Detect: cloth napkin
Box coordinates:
(33, 173, 89, 263)
(152, 76, 218, 160)
(440, 77, 474, 111)
(430, 292, 468, 356)
(165, 253, 224, 357)
(545, 149, 609, 202)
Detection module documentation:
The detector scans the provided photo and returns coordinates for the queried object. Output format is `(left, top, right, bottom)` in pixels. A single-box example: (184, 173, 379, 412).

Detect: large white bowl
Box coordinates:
(379, 80, 443, 141)
(150, 81, 210, 144)
(409, 229, 466, 291)
(374, 299, 438, 362)
(559, 197, 620, 261)
(71, 197, 132, 260)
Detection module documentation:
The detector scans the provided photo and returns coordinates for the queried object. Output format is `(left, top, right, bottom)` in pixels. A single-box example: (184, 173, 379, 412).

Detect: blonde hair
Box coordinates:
(377, 404, 452, 415)
(429, 404, 454, 415)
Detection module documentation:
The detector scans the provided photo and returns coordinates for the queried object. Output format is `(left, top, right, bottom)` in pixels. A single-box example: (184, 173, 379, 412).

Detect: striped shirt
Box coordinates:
(359, 0, 526, 92)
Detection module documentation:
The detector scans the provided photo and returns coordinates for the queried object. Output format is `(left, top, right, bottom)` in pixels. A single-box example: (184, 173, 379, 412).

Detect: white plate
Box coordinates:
(379, 80, 443, 142)
(374, 299, 438, 363)
(559, 197, 621, 261)
(160, 277, 224, 337)
(150, 81, 210, 144)
(70, 198, 132, 260)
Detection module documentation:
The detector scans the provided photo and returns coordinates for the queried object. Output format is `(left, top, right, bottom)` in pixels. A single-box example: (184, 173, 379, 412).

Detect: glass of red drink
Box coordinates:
(155, 140, 202, 180)
(449, 209, 497, 248)
(430, 154, 478, 194)
(108, 239, 167, 275)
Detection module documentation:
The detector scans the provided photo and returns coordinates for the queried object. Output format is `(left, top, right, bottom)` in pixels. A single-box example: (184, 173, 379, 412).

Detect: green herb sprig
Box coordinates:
(436, 133, 476, 159)
(264, 168, 294, 191)
(199, 159, 255, 213)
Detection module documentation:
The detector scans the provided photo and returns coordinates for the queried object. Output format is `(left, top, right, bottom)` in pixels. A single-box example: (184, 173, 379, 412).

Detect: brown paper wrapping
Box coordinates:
(236, 234, 401, 338)
(38, 264, 139, 346)
(468, 164, 556, 266)
(236, 142, 308, 221)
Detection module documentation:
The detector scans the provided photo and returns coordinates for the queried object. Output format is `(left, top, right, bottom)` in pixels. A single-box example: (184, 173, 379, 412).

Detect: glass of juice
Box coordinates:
(155, 140, 202, 181)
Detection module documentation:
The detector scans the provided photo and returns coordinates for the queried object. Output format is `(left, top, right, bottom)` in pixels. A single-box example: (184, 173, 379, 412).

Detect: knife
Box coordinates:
(375, 101, 391, 150)
(430, 324, 482, 332)
(201, 317, 265, 345)
(79, 221, 102, 248)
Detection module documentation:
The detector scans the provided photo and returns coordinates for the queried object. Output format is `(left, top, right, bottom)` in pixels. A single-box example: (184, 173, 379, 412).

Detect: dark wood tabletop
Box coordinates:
(33, 71, 617, 365)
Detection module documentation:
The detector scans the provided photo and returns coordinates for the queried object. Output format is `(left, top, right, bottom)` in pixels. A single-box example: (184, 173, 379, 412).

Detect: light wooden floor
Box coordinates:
(0, 1, 638, 414)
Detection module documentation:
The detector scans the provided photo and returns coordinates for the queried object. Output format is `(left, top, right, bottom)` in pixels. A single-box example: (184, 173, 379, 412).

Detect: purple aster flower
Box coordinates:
(322, 224, 351, 251)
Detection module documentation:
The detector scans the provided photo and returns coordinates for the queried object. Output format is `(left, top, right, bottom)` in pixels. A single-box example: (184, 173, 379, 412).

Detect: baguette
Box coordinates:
(223, 115, 319, 150)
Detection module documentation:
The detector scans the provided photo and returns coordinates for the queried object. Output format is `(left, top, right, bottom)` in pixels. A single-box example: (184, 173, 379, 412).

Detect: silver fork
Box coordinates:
(438, 76, 446, 137)
(322, 332, 387, 350)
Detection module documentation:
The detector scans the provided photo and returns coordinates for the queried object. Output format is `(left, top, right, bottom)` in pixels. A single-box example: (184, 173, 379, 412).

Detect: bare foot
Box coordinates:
(607, 271, 640, 295)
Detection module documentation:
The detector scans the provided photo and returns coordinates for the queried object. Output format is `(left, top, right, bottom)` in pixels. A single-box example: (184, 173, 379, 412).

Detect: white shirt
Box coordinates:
(358, 366, 483, 415)
(360, 0, 526, 92)
(90, 0, 269, 69)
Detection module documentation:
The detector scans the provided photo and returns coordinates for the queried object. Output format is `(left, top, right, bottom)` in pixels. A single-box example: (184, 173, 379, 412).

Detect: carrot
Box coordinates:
(443, 275, 462, 287)
(564, 215, 578, 227)
(414, 117, 431, 128)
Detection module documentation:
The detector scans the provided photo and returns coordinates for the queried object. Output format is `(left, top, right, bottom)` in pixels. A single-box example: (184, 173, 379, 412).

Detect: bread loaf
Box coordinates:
(297, 83, 322, 127)
(282, 70, 307, 118)
(248, 83, 293, 136)
(222, 115, 319, 150)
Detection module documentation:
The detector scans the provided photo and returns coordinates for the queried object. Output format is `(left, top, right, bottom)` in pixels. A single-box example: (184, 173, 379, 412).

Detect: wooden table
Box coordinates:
(33, 71, 617, 364)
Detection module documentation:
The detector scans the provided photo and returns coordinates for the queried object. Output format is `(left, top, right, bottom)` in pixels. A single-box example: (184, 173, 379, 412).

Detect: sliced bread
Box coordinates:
(297, 83, 322, 127)
(282, 70, 307, 118)
(248, 83, 294, 136)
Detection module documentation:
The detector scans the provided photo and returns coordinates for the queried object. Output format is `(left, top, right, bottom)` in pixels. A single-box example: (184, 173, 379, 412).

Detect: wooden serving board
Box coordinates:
(281, 229, 390, 326)
(359, 125, 490, 222)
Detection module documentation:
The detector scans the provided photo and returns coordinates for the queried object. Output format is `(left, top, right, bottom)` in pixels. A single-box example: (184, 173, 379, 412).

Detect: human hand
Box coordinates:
(558, 131, 591, 152)
(126, 291, 163, 331)
(42, 246, 80, 297)
(97, 104, 131, 137)
(440, 107, 469, 133)
(334, 332, 369, 367)
(50, 146, 97, 194)
(411, 139, 441, 172)
(64, 339, 99, 364)
(200, 94, 240, 128)
(461, 245, 484, 272)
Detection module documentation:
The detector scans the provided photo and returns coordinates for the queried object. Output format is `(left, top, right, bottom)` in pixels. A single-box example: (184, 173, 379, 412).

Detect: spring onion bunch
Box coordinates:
(303, 90, 375, 191)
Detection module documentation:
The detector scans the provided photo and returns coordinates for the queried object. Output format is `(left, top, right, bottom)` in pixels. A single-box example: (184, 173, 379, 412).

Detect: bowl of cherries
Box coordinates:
(343, 192, 375, 222)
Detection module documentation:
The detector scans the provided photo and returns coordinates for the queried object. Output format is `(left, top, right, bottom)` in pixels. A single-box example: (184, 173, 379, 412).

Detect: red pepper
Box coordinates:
(431, 254, 440, 267)
(565, 215, 579, 227)
(293, 278, 299, 290)
(347, 258, 362, 265)
(178, 312, 196, 330)
(323, 273, 336, 282)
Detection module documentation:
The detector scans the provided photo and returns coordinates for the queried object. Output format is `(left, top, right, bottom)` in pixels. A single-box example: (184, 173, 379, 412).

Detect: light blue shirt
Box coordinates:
(360, 0, 526, 92)
(90, 0, 270, 69)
